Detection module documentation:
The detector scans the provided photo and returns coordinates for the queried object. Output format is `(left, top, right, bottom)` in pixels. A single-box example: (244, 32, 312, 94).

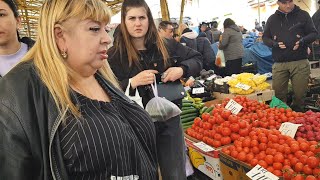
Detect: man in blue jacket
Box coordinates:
(263, 0, 317, 112)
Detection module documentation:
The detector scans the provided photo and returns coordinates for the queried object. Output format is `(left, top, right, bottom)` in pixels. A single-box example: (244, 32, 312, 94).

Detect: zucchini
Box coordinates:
(181, 108, 198, 115)
(181, 116, 197, 123)
(181, 112, 198, 119)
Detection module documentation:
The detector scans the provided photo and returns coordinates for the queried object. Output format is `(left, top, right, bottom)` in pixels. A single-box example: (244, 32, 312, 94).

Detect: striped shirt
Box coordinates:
(59, 76, 158, 180)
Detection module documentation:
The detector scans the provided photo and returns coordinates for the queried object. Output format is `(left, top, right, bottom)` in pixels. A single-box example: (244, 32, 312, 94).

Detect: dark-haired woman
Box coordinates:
(218, 18, 244, 76)
(0, 0, 34, 77)
(107, 0, 202, 179)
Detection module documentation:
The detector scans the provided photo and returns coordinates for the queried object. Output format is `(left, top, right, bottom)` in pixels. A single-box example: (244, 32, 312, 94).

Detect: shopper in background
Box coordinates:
(263, 0, 317, 112)
(312, 0, 320, 42)
(200, 23, 214, 44)
(0, 0, 158, 179)
(107, 0, 202, 179)
(0, 0, 34, 77)
(158, 20, 174, 39)
(218, 18, 244, 76)
(211, 21, 222, 43)
(179, 23, 216, 70)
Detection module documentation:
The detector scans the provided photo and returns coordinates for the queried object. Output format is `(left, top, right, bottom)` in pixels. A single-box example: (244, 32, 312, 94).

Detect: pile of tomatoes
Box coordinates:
(221, 128, 320, 179)
(186, 107, 251, 148)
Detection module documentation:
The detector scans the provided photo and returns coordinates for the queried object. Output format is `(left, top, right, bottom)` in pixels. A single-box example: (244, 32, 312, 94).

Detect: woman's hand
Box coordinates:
(162, 67, 183, 83)
(131, 70, 158, 89)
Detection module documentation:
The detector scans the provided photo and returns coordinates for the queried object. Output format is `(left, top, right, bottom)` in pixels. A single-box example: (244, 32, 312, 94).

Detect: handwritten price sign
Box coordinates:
(235, 83, 251, 90)
(193, 142, 215, 152)
(279, 122, 302, 138)
(246, 165, 279, 180)
(225, 99, 243, 115)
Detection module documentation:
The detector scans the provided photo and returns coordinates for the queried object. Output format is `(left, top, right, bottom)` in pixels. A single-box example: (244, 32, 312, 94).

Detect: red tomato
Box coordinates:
(194, 117, 201, 126)
(221, 127, 231, 136)
(307, 156, 320, 169)
(201, 112, 210, 122)
(230, 123, 240, 133)
(220, 136, 231, 145)
(303, 165, 313, 175)
(305, 175, 317, 180)
(295, 162, 304, 173)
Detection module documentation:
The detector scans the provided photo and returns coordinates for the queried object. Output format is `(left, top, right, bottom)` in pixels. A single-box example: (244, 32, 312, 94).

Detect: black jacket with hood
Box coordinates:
(107, 38, 203, 106)
(0, 62, 142, 180)
(180, 28, 216, 70)
(263, 5, 317, 62)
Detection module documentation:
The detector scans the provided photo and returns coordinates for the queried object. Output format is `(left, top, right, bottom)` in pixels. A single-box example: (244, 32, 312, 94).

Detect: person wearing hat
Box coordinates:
(263, 0, 317, 112)
(312, 0, 320, 42)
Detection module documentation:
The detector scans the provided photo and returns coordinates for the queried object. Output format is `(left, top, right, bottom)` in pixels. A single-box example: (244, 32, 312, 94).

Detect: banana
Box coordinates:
(188, 147, 206, 168)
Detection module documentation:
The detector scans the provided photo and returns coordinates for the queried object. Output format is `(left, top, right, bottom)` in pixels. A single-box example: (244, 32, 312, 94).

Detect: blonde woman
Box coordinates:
(0, 0, 158, 179)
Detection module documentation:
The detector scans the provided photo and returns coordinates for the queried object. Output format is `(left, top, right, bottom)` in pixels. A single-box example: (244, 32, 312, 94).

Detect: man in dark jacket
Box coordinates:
(263, 0, 317, 111)
(312, 0, 320, 40)
(179, 24, 216, 70)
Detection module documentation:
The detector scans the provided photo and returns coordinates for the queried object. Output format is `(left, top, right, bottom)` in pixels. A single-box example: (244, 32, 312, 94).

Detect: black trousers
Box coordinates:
(154, 115, 187, 180)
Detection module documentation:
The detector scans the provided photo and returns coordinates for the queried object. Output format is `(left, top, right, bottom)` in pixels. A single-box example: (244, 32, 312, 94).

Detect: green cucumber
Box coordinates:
(181, 113, 198, 119)
(182, 103, 193, 108)
(200, 107, 208, 114)
(181, 107, 194, 111)
(182, 99, 193, 103)
(182, 121, 195, 126)
(181, 116, 197, 123)
(181, 108, 198, 115)
(205, 107, 214, 113)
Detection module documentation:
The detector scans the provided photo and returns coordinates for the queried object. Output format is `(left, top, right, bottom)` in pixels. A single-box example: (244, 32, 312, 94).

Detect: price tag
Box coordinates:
(198, 80, 205, 85)
(235, 83, 251, 90)
(184, 86, 191, 91)
(206, 74, 217, 81)
(192, 87, 205, 94)
(225, 99, 243, 115)
(279, 122, 303, 138)
(193, 142, 215, 152)
(246, 165, 279, 180)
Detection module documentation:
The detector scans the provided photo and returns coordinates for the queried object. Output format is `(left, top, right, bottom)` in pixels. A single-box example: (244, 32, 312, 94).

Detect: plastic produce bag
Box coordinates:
(215, 50, 226, 67)
(145, 79, 182, 122)
(269, 96, 290, 109)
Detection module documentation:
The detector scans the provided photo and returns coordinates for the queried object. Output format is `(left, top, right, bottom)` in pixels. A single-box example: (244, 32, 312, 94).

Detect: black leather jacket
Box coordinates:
(108, 38, 203, 106)
(0, 62, 136, 180)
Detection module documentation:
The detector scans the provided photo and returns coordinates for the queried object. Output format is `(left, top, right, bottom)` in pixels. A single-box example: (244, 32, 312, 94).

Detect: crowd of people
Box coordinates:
(0, 0, 319, 179)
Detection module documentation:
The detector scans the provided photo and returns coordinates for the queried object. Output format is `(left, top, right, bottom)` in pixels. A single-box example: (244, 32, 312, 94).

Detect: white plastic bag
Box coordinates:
(145, 79, 182, 122)
(215, 49, 226, 67)
(125, 78, 143, 107)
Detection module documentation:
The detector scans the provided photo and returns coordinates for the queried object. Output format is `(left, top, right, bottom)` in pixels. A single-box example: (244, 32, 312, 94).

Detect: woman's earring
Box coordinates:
(61, 51, 68, 59)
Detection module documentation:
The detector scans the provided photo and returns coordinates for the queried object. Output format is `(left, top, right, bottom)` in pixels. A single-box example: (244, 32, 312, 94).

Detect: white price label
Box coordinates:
(225, 99, 243, 115)
(184, 86, 191, 91)
(192, 87, 205, 94)
(246, 165, 279, 180)
(279, 122, 303, 138)
(235, 83, 251, 90)
(206, 74, 217, 81)
(193, 142, 215, 152)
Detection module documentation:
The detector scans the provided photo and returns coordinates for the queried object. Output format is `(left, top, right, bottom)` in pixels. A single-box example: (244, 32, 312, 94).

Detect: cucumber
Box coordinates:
(181, 107, 194, 111)
(181, 112, 198, 119)
(205, 107, 214, 113)
(182, 124, 192, 130)
(200, 107, 208, 114)
(181, 116, 197, 123)
(182, 103, 193, 108)
(182, 99, 193, 103)
(181, 108, 198, 115)
(182, 121, 195, 126)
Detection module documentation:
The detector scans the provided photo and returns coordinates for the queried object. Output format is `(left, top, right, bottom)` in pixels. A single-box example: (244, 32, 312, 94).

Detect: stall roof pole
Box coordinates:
(160, 0, 170, 21)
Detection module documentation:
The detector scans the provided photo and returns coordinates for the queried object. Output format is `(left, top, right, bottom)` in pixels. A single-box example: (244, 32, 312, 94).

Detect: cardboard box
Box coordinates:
(219, 152, 283, 180)
(219, 152, 252, 180)
(185, 135, 224, 180)
(212, 89, 274, 102)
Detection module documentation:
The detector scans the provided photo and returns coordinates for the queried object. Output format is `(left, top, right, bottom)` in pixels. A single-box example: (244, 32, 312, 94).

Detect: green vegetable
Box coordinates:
(205, 107, 214, 113)
(200, 107, 208, 114)
(181, 108, 198, 115)
(181, 112, 198, 119)
(181, 116, 197, 123)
